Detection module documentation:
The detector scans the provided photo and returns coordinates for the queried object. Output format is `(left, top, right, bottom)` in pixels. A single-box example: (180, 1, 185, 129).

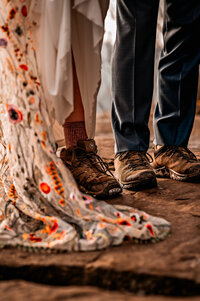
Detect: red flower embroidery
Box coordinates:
(118, 219, 131, 226)
(49, 221, 58, 234)
(146, 223, 154, 237)
(131, 215, 137, 222)
(6, 104, 23, 124)
(29, 235, 42, 243)
(40, 182, 51, 194)
(21, 5, 28, 17)
(19, 64, 28, 71)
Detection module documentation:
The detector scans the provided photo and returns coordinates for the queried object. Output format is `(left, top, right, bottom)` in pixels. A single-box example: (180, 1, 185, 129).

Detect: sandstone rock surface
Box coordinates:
(0, 115, 200, 300)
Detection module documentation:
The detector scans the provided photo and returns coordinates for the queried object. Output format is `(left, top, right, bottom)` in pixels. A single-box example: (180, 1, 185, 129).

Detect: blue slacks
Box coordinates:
(112, 0, 200, 153)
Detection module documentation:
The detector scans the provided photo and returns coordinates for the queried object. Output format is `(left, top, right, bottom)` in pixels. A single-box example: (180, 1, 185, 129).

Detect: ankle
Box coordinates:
(63, 121, 88, 149)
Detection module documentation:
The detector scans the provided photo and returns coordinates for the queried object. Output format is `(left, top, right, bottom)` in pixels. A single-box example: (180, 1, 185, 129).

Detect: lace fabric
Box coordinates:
(0, 0, 170, 251)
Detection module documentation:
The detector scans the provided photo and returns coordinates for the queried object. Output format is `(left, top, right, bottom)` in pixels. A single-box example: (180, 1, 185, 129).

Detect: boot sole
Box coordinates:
(79, 184, 122, 200)
(120, 177, 157, 191)
(154, 166, 200, 183)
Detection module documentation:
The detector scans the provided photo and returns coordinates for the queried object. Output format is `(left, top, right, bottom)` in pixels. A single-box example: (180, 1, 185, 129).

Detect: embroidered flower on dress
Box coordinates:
(131, 215, 137, 222)
(117, 219, 131, 226)
(6, 104, 23, 124)
(15, 26, 22, 36)
(29, 234, 42, 243)
(40, 182, 51, 194)
(0, 38, 7, 47)
(146, 223, 154, 236)
(8, 8, 17, 19)
(19, 64, 28, 71)
(1, 24, 10, 36)
(21, 5, 28, 17)
(59, 199, 66, 206)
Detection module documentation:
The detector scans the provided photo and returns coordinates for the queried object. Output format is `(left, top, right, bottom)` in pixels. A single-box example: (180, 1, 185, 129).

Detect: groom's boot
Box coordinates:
(114, 151, 157, 190)
(151, 146, 200, 182)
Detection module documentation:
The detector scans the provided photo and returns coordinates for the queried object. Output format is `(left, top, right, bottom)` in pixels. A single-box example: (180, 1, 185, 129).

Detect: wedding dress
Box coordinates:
(0, 0, 170, 252)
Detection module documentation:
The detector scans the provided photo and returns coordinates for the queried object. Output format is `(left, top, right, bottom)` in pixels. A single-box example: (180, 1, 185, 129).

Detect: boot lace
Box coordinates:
(117, 151, 153, 171)
(165, 146, 197, 162)
(72, 147, 115, 178)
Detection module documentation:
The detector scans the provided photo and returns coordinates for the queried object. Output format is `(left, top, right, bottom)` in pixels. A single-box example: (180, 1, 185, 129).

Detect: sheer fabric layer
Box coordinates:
(36, 0, 109, 140)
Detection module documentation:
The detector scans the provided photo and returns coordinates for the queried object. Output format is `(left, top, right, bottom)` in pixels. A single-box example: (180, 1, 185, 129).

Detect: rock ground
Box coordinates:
(0, 114, 200, 300)
(1, 281, 200, 301)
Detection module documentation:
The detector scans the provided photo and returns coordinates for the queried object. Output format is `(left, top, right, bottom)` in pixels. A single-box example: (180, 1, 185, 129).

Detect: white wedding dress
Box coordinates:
(0, 0, 170, 252)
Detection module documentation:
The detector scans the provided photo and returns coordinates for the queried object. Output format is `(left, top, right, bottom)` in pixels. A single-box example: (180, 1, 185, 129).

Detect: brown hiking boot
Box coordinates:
(151, 146, 200, 182)
(60, 139, 122, 199)
(114, 151, 157, 190)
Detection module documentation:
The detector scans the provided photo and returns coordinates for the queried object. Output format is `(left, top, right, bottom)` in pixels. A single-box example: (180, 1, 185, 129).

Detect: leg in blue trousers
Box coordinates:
(112, 0, 200, 189)
(154, 0, 200, 146)
(112, 0, 159, 190)
(152, 0, 200, 182)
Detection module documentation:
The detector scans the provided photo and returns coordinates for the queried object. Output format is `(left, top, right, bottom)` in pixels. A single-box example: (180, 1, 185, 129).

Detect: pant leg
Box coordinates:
(112, 0, 159, 153)
(154, 0, 200, 146)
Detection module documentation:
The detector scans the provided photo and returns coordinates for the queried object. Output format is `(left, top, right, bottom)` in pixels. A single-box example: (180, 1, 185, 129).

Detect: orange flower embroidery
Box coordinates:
(29, 96, 35, 105)
(35, 113, 40, 123)
(46, 162, 65, 199)
(42, 131, 47, 141)
(59, 199, 66, 206)
(8, 184, 18, 201)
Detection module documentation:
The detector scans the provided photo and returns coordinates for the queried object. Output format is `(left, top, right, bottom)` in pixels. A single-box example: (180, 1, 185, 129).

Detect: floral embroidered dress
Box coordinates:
(0, 0, 171, 252)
